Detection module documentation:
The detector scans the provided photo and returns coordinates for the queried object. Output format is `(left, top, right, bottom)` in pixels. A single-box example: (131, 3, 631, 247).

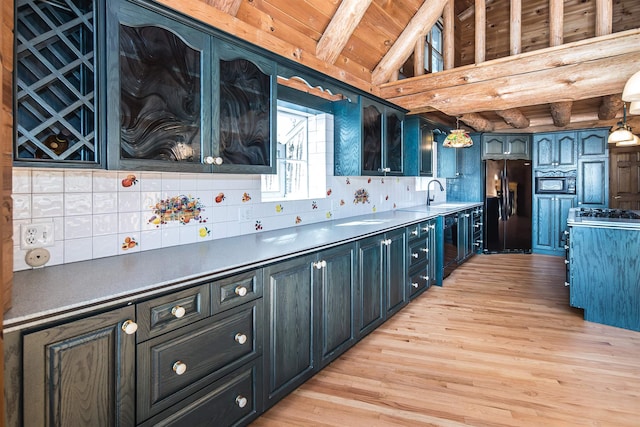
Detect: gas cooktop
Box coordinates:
(576, 208, 640, 219)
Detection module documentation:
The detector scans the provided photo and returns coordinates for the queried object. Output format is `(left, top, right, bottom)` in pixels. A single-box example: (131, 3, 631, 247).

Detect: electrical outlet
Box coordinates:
(20, 223, 54, 249)
(238, 207, 253, 221)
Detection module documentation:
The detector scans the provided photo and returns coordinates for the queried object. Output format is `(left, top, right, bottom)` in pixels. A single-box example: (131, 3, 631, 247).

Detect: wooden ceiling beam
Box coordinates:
(495, 108, 530, 128)
(460, 112, 495, 132)
(598, 94, 623, 120)
(371, 0, 449, 85)
(550, 101, 573, 127)
(379, 29, 640, 115)
(315, 0, 373, 64)
(204, 0, 242, 15)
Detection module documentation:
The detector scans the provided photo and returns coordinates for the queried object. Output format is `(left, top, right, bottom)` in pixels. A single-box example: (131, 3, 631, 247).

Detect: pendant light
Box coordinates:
(629, 101, 640, 116)
(608, 102, 637, 146)
(443, 117, 473, 148)
(622, 70, 640, 102)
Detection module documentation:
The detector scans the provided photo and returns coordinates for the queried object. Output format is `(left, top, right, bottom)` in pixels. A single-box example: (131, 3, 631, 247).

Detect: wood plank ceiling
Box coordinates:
(159, 0, 640, 134)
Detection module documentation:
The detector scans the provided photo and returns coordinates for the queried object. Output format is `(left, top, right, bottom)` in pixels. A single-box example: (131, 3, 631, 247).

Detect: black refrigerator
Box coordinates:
(484, 159, 532, 253)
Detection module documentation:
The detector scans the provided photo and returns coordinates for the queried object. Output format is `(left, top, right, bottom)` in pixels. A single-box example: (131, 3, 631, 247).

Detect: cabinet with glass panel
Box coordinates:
(106, 0, 276, 173)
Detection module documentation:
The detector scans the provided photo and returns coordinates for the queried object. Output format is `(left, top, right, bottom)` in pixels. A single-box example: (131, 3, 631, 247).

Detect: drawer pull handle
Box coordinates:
(382, 239, 392, 246)
(236, 395, 248, 408)
(171, 306, 186, 318)
(421, 248, 429, 253)
(172, 361, 187, 375)
(121, 320, 138, 335)
(430, 224, 436, 229)
(411, 253, 419, 259)
(235, 333, 248, 345)
(411, 230, 418, 236)
(235, 286, 248, 297)
(421, 227, 429, 232)
(411, 282, 419, 288)
(421, 275, 429, 281)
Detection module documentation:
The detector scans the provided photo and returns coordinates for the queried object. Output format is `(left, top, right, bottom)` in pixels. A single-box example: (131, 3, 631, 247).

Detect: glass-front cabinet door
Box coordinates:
(213, 40, 277, 174)
(107, 1, 275, 173)
(361, 99, 404, 176)
(107, 1, 212, 172)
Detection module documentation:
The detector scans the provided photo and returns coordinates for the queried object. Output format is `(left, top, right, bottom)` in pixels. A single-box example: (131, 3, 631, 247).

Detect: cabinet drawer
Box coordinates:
(136, 284, 211, 342)
(409, 268, 430, 296)
(212, 270, 262, 314)
(408, 239, 429, 268)
(139, 361, 261, 427)
(137, 302, 261, 421)
(407, 221, 433, 242)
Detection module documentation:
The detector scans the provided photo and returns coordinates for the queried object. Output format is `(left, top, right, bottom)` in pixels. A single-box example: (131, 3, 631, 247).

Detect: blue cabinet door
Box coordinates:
(577, 159, 608, 208)
(533, 131, 577, 169)
(533, 195, 575, 254)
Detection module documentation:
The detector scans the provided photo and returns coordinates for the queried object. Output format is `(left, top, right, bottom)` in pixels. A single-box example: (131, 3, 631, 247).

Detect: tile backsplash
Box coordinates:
(12, 168, 444, 271)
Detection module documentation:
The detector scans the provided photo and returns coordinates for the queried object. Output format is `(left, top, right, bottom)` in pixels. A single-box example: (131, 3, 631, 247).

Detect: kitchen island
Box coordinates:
(567, 208, 640, 331)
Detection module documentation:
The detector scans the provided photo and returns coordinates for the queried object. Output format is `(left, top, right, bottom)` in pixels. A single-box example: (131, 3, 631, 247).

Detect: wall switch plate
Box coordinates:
(20, 223, 54, 249)
(25, 248, 51, 267)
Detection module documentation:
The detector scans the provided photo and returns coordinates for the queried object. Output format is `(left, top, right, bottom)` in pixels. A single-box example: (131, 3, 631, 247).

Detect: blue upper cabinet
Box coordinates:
(106, 0, 276, 173)
(481, 134, 530, 160)
(334, 96, 405, 176)
(403, 116, 434, 177)
(533, 131, 577, 169)
(576, 128, 609, 208)
(212, 39, 277, 174)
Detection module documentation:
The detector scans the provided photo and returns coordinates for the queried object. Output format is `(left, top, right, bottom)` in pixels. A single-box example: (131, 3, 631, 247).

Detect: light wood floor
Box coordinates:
(251, 254, 640, 427)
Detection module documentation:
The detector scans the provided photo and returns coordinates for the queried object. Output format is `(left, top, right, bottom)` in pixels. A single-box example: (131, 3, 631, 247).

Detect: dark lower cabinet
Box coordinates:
(263, 255, 316, 408)
(22, 306, 137, 426)
(317, 244, 357, 367)
(357, 228, 407, 338)
(139, 361, 261, 427)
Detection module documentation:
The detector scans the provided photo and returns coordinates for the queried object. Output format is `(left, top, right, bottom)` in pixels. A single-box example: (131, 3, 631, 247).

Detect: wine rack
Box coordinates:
(15, 0, 99, 164)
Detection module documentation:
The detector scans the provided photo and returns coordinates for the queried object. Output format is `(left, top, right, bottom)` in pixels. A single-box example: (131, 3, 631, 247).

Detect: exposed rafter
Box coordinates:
(460, 113, 495, 132)
(598, 94, 623, 120)
(316, 0, 373, 64)
(550, 101, 573, 127)
(371, 0, 449, 85)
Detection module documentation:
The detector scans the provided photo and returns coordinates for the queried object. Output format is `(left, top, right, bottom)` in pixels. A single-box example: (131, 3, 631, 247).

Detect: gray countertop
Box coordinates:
(6, 202, 482, 331)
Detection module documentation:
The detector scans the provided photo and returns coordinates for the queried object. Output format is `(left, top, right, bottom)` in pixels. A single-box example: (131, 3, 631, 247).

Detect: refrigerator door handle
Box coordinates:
(500, 173, 509, 221)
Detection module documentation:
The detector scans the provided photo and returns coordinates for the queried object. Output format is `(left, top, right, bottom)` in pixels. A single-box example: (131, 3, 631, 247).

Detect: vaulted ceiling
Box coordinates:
(159, 0, 640, 134)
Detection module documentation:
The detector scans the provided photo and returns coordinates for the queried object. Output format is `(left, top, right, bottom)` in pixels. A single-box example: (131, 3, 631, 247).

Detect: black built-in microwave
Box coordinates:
(535, 176, 576, 194)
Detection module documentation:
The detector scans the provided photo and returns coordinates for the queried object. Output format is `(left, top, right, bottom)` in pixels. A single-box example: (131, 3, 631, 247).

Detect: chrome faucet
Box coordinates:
(426, 179, 444, 206)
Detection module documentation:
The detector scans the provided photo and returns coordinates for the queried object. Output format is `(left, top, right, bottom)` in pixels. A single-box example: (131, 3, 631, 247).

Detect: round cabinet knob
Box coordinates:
(421, 275, 429, 281)
(411, 230, 418, 236)
(421, 248, 429, 253)
(411, 253, 419, 259)
(172, 361, 187, 375)
(121, 320, 138, 335)
(411, 282, 419, 288)
(235, 333, 248, 345)
(564, 259, 570, 265)
(171, 305, 186, 318)
(204, 156, 223, 165)
(236, 395, 248, 408)
(421, 227, 429, 232)
(430, 224, 436, 229)
(235, 286, 248, 297)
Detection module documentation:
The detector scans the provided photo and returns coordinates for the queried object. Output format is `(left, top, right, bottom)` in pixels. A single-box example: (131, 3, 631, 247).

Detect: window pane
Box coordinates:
(431, 25, 442, 52)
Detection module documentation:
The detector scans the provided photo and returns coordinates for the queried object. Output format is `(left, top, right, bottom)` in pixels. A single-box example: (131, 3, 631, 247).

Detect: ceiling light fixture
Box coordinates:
(443, 117, 473, 148)
(608, 102, 637, 146)
(629, 101, 640, 115)
(622, 70, 640, 102)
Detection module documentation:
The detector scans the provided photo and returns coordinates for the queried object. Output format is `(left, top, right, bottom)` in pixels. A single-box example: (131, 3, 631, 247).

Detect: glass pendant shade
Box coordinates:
(622, 70, 640, 102)
(443, 129, 473, 148)
(629, 102, 640, 115)
(608, 127, 635, 144)
(616, 134, 640, 147)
